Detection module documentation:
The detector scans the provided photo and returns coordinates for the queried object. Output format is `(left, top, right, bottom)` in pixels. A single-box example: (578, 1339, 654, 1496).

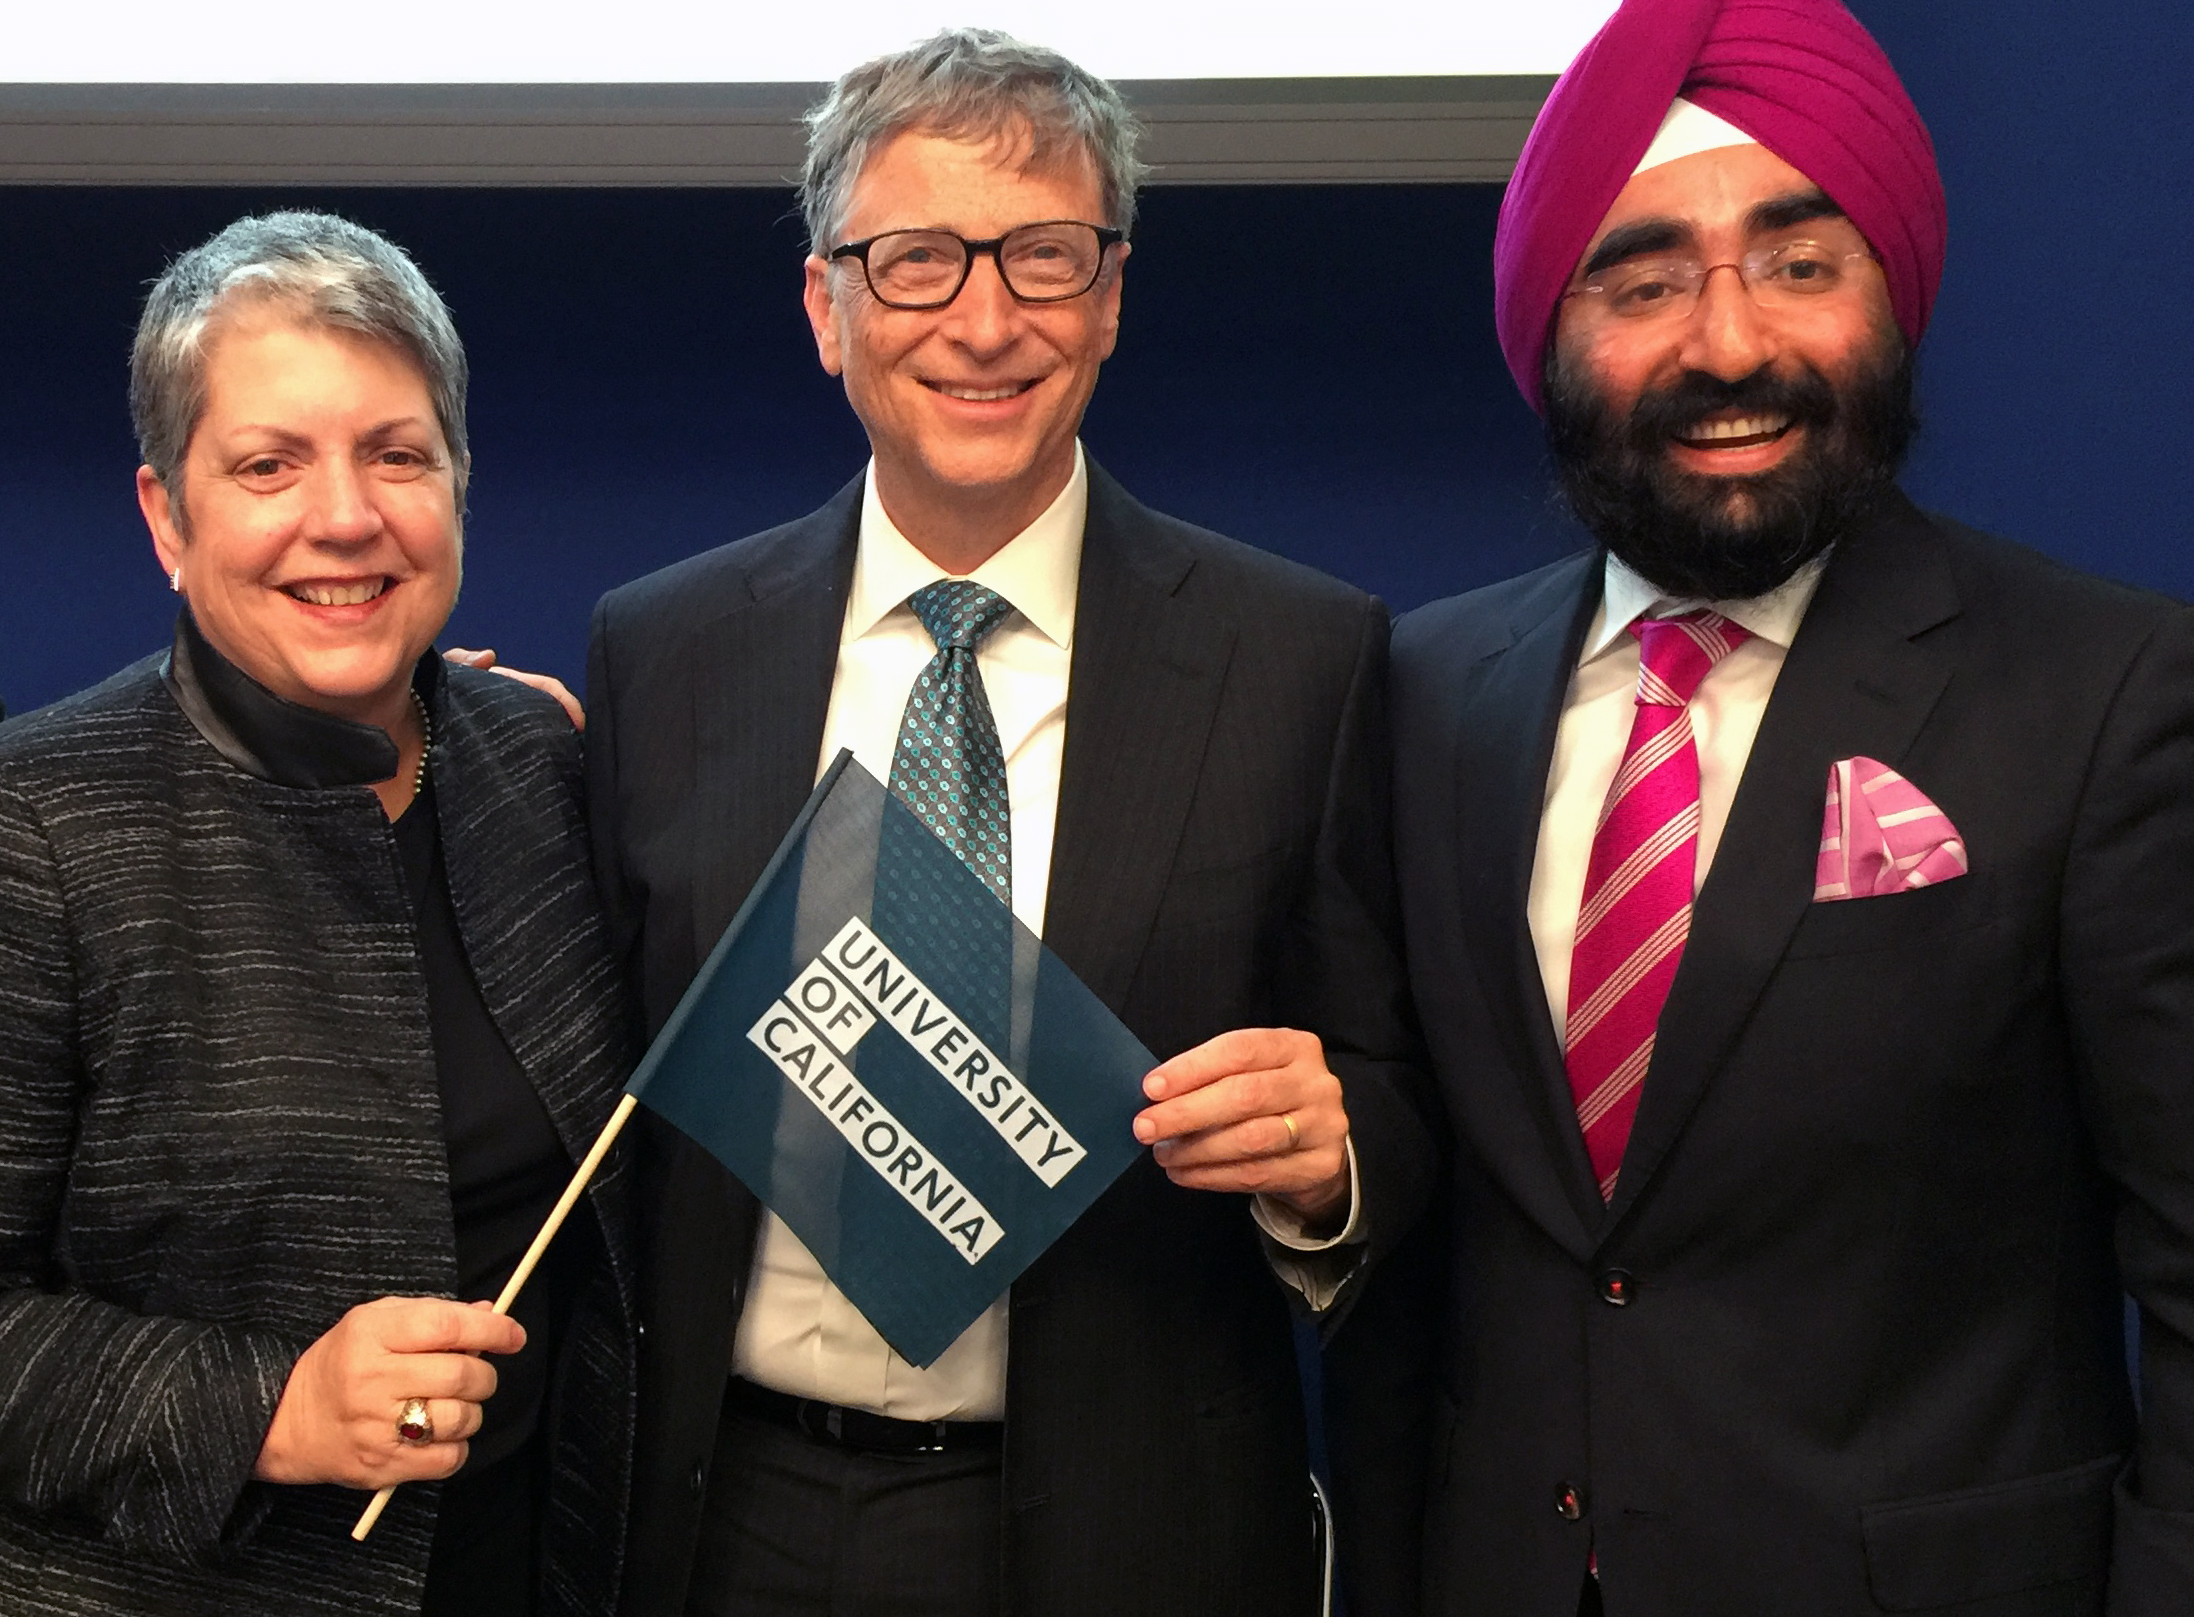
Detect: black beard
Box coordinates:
(1543, 330, 1918, 601)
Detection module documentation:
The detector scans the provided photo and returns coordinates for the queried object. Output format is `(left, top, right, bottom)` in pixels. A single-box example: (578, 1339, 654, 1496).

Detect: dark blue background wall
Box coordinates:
(1858, 0, 2194, 593)
(0, 181, 1550, 715)
(0, 0, 2188, 716)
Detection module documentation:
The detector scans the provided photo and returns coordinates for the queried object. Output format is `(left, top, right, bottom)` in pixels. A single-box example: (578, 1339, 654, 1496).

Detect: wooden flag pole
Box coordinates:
(352, 1092, 640, 1541)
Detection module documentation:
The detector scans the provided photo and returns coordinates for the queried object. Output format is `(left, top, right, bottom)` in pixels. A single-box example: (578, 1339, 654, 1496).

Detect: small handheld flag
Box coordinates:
(355, 749, 1152, 1539)
(623, 750, 1151, 1365)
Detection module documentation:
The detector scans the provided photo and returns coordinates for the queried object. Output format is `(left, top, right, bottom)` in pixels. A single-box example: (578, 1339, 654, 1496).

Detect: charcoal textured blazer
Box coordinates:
(587, 460, 1432, 1617)
(0, 628, 637, 1617)
(1356, 495, 2194, 1616)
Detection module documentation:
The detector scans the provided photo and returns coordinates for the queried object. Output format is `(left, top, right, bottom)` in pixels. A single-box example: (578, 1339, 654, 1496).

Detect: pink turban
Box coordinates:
(1494, 0, 1947, 412)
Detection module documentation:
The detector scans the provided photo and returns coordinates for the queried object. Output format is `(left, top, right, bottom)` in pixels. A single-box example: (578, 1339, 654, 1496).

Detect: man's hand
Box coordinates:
(444, 648, 585, 730)
(1134, 1028, 1351, 1223)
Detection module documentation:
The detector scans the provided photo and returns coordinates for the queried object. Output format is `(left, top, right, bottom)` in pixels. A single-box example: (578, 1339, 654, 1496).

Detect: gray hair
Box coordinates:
(130, 210, 469, 506)
(800, 27, 1146, 253)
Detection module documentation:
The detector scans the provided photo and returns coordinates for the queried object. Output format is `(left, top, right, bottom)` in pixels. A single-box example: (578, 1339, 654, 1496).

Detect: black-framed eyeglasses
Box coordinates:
(828, 220, 1126, 310)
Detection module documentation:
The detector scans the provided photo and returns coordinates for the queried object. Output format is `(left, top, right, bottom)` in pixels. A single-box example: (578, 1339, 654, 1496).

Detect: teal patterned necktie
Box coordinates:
(889, 580, 1018, 902)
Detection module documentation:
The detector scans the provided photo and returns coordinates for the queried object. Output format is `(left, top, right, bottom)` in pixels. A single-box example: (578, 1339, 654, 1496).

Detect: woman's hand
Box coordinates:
(254, 1298, 525, 1488)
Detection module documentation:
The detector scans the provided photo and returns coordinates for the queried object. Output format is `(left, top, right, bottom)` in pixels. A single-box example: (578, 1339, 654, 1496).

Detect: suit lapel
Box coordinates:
(688, 480, 861, 964)
(1606, 497, 1963, 1229)
(642, 486, 860, 1328)
(1043, 463, 1236, 1016)
(670, 460, 1234, 1032)
(1451, 555, 1610, 1241)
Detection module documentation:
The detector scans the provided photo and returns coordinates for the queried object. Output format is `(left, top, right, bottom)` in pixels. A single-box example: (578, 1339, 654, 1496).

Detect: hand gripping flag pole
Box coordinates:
(351, 1092, 638, 1540)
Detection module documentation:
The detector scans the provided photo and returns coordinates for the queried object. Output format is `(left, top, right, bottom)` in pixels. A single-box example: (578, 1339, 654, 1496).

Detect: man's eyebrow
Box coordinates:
(1748, 188, 1847, 235)
(1581, 219, 1693, 279)
(1578, 190, 1851, 282)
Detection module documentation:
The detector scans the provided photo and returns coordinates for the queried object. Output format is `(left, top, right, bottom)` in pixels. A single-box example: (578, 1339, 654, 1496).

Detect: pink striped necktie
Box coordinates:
(1565, 610, 1751, 1202)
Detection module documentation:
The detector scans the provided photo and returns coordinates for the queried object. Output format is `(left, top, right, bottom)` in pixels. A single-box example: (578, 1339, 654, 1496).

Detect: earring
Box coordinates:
(169, 567, 182, 593)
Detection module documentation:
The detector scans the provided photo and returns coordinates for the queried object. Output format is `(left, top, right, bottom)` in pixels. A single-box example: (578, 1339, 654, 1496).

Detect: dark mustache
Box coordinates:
(1626, 364, 1840, 444)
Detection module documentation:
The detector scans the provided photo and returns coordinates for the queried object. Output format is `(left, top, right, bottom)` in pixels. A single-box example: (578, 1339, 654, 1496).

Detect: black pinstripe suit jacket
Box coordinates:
(590, 462, 1435, 1617)
(0, 628, 636, 1617)
(1362, 500, 2194, 1615)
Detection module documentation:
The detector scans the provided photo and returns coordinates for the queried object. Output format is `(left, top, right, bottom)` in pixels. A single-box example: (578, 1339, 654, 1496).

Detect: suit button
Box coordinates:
(690, 1461, 707, 1497)
(1597, 1269, 1635, 1307)
(1556, 1483, 1586, 1521)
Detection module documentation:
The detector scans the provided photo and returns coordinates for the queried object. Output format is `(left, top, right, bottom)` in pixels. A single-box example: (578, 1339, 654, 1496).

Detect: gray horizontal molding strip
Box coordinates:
(0, 76, 1551, 186)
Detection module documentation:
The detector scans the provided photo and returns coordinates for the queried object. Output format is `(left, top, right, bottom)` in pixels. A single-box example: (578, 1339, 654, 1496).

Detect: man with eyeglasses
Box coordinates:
(1337, 0, 2194, 1613)
(587, 27, 1425, 1617)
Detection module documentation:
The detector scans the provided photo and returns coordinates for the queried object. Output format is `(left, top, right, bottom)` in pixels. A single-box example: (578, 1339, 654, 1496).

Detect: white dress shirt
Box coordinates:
(729, 447, 1087, 1421)
(1527, 554, 1826, 1029)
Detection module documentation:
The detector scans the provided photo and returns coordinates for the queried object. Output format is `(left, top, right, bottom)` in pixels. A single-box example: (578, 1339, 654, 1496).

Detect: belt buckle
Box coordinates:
(793, 1399, 843, 1445)
(918, 1421, 949, 1455)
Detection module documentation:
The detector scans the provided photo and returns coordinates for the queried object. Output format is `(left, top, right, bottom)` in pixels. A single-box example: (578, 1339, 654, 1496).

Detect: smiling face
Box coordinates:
(803, 124, 1126, 566)
(1546, 141, 1915, 599)
(138, 305, 462, 729)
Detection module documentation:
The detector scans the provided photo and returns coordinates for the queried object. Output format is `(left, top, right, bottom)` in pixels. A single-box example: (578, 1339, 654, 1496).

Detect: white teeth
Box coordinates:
(936, 383, 1026, 402)
(290, 579, 387, 607)
(1686, 413, 1791, 443)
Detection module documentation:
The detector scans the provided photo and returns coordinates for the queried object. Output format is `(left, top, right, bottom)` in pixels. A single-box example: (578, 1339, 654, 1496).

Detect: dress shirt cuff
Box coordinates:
(1253, 1136, 1364, 1250)
(1253, 1138, 1366, 1314)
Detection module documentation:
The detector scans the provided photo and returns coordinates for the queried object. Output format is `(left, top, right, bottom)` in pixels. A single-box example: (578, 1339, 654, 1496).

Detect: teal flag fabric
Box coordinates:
(623, 752, 1155, 1367)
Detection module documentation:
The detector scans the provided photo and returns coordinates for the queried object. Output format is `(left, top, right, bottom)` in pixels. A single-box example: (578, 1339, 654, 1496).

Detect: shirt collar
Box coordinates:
(843, 442, 1086, 650)
(1582, 550, 1829, 666)
(161, 604, 442, 788)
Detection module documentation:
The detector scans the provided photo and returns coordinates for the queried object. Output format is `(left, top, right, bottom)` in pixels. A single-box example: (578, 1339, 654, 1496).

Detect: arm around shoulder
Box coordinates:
(585, 590, 643, 974)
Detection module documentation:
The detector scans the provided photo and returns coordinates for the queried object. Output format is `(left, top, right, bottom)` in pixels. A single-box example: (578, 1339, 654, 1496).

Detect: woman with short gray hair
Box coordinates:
(0, 210, 633, 1617)
(131, 211, 473, 509)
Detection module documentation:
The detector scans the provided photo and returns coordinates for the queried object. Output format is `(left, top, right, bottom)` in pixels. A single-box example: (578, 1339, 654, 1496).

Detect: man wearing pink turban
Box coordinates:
(1338, 1, 2194, 1613)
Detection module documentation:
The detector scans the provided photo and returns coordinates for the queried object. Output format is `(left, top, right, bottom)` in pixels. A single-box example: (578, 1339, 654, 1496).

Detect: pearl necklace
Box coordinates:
(408, 691, 433, 796)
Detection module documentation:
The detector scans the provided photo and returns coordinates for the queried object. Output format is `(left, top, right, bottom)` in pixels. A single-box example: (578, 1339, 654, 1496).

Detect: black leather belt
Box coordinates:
(727, 1377, 1005, 1456)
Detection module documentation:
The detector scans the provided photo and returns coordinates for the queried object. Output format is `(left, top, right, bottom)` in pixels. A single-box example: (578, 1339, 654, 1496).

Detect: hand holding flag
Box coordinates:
(1135, 1027, 1352, 1224)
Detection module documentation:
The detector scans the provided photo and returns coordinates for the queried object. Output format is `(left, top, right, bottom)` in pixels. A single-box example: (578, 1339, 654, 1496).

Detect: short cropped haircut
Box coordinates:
(800, 27, 1147, 253)
(130, 210, 470, 505)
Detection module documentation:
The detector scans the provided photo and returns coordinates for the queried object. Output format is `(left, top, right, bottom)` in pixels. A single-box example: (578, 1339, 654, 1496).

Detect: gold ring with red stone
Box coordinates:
(395, 1398, 434, 1446)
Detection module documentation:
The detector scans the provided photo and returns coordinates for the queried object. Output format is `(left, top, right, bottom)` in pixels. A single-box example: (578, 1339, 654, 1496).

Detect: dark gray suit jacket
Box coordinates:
(0, 633, 636, 1617)
(1365, 495, 2194, 1616)
(588, 461, 1432, 1617)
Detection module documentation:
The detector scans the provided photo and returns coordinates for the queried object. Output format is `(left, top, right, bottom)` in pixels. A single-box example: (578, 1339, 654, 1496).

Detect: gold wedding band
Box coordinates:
(395, 1398, 434, 1446)
(1281, 1112, 1300, 1152)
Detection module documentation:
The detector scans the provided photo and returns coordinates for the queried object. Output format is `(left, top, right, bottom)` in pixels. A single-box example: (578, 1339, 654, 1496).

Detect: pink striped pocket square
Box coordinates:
(1814, 757, 1969, 902)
